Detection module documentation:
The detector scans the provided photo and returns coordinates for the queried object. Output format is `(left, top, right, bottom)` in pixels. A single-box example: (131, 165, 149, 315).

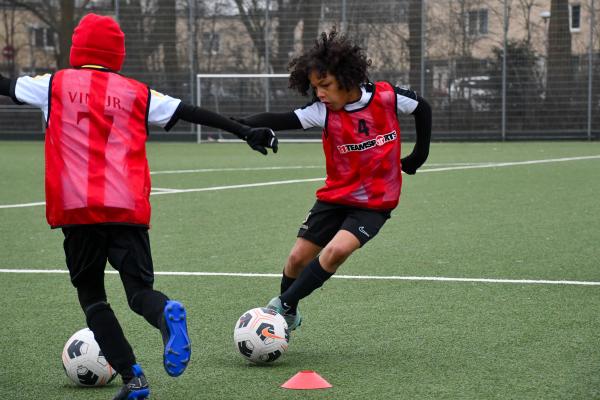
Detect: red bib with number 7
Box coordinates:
(45, 68, 151, 227)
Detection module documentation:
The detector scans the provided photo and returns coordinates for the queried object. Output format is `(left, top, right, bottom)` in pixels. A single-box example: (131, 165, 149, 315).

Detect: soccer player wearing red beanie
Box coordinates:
(0, 13, 278, 400)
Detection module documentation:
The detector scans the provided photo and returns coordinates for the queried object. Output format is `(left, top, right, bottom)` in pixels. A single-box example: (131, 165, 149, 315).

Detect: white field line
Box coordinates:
(151, 187, 183, 194)
(1, 155, 599, 209)
(0, 201, 46, 208)
(149, 163, 481, 175)
(149, 178, 324, 196)
(150, 165, 323, 175)
(0, 268, 598, 286)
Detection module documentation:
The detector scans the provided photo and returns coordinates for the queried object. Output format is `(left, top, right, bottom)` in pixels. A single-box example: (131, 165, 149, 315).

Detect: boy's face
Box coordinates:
(309, 70, 360, 111)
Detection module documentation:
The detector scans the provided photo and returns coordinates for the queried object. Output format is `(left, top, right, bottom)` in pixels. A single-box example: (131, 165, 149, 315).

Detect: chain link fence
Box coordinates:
(0, 0, 597, 140)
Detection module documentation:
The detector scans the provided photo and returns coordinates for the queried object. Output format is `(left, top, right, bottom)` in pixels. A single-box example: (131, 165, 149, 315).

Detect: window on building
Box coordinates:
(31, 27, 55, 49)
(467, 9, 488, 36)
(478, 9, 488, 34)
(202, 32, 220, 54)
(570, 4, 581, 32)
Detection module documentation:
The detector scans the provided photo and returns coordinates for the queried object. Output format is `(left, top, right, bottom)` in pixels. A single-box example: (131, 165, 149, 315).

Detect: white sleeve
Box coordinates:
(14, 74, 51, 117)
(293, 101, 327, 129)
(148, 89, 182, 128)
(395, 87, 419, 115)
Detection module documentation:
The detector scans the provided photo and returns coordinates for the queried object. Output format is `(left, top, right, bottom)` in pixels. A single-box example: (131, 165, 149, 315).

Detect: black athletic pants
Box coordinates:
(62, 225, 169, 378)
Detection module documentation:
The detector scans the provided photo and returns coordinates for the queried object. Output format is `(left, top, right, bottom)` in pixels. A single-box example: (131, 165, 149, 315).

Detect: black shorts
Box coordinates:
(297, 201, 392, 247)
(62, 225, 155, 287)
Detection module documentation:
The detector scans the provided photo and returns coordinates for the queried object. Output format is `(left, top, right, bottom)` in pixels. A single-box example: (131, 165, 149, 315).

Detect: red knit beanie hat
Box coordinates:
(70, 13, 125, 71)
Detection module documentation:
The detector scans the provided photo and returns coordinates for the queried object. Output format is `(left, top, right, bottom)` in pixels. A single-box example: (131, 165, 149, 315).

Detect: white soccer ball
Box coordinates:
(61, 328, 117, 386)
(233, 307, 289, 363)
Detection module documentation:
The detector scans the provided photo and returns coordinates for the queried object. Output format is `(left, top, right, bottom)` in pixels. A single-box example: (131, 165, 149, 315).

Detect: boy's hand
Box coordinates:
(244, 128, 278, 155)
(401, 154, 421, 175)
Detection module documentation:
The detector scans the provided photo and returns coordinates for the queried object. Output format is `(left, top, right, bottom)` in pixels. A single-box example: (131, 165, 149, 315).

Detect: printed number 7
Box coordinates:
(77, 112, 115, 143)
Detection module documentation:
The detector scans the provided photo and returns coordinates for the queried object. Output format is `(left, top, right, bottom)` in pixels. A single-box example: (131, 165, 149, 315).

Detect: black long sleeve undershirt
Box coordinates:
(406, 95, 432, 167)
(233, 111, 303, 131)
(167, 102, 250, 138)
(0, 75, 22, 104)
(0, 75, 11, 96)
(236, 98, 431, 161)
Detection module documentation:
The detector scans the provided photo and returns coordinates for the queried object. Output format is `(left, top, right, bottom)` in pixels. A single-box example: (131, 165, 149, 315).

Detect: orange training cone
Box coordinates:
(280, 370, 333, 390)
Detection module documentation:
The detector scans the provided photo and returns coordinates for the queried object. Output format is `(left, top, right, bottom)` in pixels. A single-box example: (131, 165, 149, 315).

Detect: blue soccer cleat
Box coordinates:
(112, 364, 150, 400)
(161, 300, 191, 377)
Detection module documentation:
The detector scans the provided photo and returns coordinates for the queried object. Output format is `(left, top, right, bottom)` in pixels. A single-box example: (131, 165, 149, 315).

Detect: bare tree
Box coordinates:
(198, 1, 223, 73)
(408, 0, 423, 90)
(233, 0, 267, 71)
(0, 1, 17, 75)
(154, 1, 179, 72)
(7, 0, 92, 69)
(429, 0, 484, 60)
(546, 0, 573, 121)
(300, 0, 321, 53)
(234, 0, 323, 72)
(273, 0, 302, 72)
(515, 0, 543, 47)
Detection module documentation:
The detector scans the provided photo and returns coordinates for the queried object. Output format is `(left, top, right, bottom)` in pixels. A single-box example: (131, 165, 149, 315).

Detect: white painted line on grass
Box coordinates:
(418, 155, 600, 173)
(151, 165, 323, 175)
(0, 269, 598, 286)
(151, 187, 182, 194)
(0, 201, 46, 209)
(150, 163, 480, 174)
(2, 155, 599, 209)
(150, 178, 325, 196)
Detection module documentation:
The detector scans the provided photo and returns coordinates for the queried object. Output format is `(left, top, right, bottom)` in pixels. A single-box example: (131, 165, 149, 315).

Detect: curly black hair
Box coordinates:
(288, 28, 371, 97)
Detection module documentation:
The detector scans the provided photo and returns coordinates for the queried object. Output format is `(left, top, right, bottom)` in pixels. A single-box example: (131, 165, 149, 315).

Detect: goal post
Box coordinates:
(195, 73, 320, 143)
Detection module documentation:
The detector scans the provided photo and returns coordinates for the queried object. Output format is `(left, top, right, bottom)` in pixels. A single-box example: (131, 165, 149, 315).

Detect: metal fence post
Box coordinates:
(188, 0, 196, 133)
(264, 0, 271, 112)
(588, 0, 595, 141)
(421, 0, 426, 96)
(501, 0, 508, 141)
(341, 0, 347, 33)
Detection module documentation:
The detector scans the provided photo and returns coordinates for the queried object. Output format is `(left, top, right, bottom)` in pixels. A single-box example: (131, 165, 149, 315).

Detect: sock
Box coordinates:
(279, 257, 333, 310)
(280, 271, 297, 313)
(84, 302, 136, 381)
(128, 289, 169, 330)
(280, 271, 296, 294)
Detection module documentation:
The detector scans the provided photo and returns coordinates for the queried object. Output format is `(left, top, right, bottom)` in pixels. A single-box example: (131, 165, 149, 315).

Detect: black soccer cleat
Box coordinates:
(160, 300, 191, 377)
(112, 364, 150, 400)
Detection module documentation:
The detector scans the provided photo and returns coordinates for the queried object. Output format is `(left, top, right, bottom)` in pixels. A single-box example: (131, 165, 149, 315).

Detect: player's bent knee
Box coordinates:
(320, 244, 353, 267)
(286, 251, 308, 271)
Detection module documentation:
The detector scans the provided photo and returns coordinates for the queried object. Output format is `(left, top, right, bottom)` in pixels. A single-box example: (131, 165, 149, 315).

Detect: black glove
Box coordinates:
(243, 127, 278, 155)
(401, 153, 421, 175)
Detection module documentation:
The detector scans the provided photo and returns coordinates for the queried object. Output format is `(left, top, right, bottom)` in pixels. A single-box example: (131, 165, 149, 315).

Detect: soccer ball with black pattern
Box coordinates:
(233, 307, 289, 364)
(61, 328, 117, 387)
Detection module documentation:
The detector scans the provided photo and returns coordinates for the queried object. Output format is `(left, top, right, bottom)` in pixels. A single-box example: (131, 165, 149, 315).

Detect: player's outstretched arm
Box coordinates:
(173, 102, 278, 155)
(401, 96, 432, 175)
(232, 111, 303, 131)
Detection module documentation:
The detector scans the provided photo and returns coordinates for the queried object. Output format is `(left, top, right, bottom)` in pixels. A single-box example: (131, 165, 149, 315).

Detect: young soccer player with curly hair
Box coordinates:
(234, 28, 431, 331)
(0, 13, 277, 400)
